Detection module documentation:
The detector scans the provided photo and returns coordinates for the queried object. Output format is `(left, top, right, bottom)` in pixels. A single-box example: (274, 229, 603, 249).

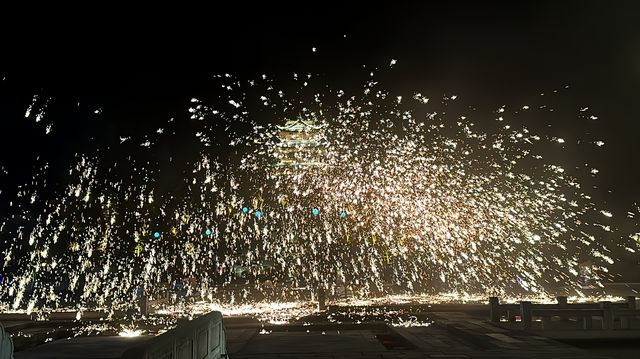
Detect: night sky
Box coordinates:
(1, 2, 640, 280)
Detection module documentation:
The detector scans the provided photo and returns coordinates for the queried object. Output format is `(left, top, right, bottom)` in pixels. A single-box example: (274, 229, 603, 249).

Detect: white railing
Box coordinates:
(489, 296, 639, 330)
(121, 311, 227, 359)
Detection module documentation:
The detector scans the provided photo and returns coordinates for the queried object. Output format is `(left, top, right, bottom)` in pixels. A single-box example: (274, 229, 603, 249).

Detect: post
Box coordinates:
(556, 296, 568, 306)
(489, 297, 500, 322)
(520, 301, 532, 331)
(139, 295, 149, 317)
(621, 315, 630, 329)
(621, 296, 636, 329)
(317, 287, 326, 311)
(583, 315, 593, 330)
(600, 301, 613, 330)
(556, 296, 568, 322)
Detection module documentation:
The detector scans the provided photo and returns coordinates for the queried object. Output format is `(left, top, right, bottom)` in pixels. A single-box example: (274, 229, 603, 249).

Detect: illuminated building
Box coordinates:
(273, 117, 327, 169)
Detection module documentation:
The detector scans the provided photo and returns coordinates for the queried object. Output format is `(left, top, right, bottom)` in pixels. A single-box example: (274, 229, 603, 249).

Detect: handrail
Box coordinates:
(489, 296, 639, 330)
(121, 311, 227, 359)
(0, 321, 13, 359)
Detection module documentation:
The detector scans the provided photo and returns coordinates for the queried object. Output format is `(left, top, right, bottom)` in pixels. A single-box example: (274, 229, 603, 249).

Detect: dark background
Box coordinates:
(1, 1, 639, 274)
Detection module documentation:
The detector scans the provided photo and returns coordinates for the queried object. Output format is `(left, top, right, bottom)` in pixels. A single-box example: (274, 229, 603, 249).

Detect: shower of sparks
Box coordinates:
(0, 69, 638, 316)
(157, 293, 626, 325)
(160, 300, 319, 324)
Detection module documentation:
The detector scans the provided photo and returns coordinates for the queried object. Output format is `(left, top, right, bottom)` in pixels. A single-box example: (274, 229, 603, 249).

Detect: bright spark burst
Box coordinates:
(0, 69, 637, 315)
(118, 328, 143, 337)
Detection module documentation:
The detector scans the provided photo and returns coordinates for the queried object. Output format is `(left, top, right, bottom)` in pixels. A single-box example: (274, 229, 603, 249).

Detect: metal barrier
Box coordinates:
(0, 321, 13, 359)
(489, 296, 640, 330)
(121, 311, 227, 359)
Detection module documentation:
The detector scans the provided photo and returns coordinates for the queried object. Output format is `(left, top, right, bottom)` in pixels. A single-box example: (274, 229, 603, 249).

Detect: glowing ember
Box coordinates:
(118, 328, 143, 337)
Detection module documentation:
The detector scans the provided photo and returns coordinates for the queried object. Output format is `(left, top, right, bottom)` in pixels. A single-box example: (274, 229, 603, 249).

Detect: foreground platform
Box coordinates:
(226, 313, 635, 359)
(9, 310, 640, 359)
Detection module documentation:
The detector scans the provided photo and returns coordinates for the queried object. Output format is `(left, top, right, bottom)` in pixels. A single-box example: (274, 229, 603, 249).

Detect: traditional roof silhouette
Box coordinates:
(276, 118, 326, 132)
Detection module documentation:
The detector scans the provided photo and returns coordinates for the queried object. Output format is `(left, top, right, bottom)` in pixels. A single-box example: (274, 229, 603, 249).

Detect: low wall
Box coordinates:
(121, 311, 226, 359)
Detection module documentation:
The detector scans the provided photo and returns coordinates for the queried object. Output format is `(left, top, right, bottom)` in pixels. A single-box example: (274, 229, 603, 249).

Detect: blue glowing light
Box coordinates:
(312, 207, 320, 216)
(153, 231, 160, 239)
(242, 207, 249, 213)
(205, 228, 212, 236)
(340, 211, 347, 218)
(255, 210, 262, 218)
